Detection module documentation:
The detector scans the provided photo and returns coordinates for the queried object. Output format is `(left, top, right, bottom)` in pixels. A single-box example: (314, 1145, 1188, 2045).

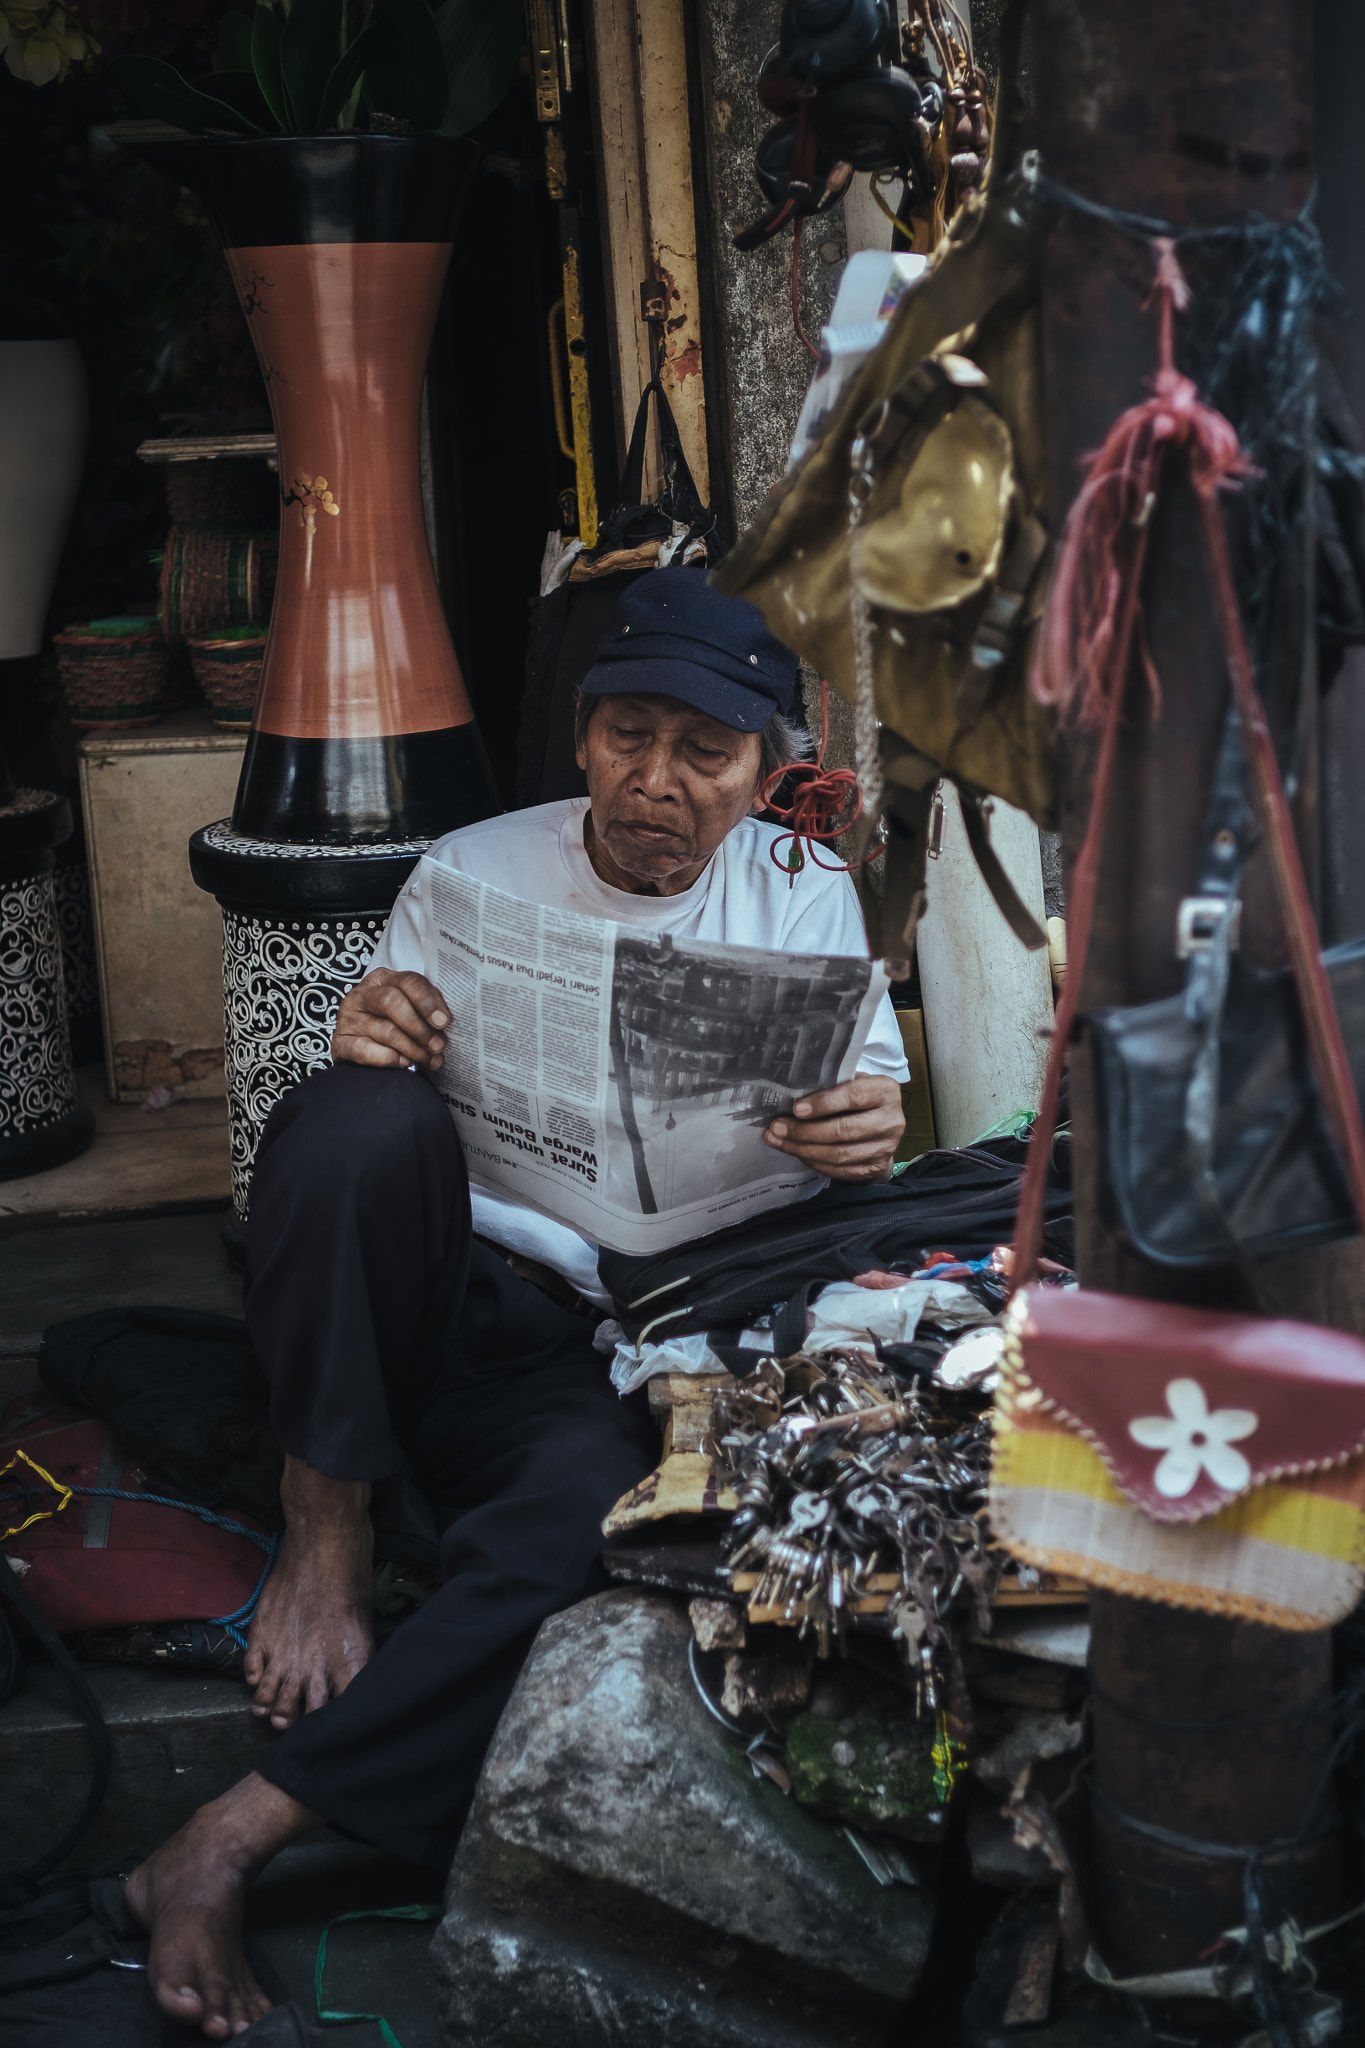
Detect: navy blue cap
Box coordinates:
(578, 569, 799, 732)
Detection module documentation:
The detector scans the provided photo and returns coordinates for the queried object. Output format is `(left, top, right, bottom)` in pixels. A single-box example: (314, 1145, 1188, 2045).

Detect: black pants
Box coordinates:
(242, 1062, 657, 1870)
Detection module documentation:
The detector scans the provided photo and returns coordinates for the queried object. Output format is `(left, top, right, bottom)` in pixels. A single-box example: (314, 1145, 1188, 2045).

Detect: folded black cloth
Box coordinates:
(38, 1307, 280, 1526)
(598, 1135, 1073, 1346)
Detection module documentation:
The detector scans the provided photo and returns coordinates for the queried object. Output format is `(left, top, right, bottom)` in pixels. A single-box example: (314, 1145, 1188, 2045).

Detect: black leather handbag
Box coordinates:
(1088, 936, 1365, 1267)
(1085, 692, 1365, 1269)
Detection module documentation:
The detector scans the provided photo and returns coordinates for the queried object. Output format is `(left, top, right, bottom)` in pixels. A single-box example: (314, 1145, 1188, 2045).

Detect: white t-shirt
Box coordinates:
(369, 797, 910, 1305)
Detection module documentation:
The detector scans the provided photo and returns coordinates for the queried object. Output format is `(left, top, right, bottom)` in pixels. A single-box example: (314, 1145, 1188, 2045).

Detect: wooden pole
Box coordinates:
(1030, 0, 1346, 1981)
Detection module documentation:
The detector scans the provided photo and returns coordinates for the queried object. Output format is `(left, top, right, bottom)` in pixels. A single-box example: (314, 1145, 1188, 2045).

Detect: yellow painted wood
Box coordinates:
(894, 1006, 937, 1163)
(561, 236, 600, 549)
(585, 0, 709, 505)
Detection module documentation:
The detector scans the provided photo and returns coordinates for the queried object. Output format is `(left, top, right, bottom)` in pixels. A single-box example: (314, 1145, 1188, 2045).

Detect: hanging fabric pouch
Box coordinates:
(991, 1284, 1365, 1629)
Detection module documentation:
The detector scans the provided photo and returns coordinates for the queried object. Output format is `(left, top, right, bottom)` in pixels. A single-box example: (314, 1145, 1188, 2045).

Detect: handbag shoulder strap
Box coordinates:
(618, 373, 709, 528)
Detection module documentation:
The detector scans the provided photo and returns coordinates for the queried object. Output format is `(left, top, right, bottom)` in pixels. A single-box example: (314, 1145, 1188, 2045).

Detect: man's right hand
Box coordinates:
(331, 970, 449, 1070)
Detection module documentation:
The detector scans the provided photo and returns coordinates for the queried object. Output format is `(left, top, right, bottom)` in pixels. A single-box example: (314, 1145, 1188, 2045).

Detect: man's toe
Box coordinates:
(225, 1977, 271, 2031)
(269, 1679, 306, 1729)
(250, 1665, 283, 1719)
(152, 1981, 205, 2020)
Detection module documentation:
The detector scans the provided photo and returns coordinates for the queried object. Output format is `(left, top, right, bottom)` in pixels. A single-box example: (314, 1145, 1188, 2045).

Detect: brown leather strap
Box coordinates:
(1009, 477, 1160, 1288)
(957, 791, 1049, 952)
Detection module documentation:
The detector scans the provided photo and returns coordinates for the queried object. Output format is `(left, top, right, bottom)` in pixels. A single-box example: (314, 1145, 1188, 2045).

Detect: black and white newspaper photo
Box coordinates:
(417, 858, 890, 1253)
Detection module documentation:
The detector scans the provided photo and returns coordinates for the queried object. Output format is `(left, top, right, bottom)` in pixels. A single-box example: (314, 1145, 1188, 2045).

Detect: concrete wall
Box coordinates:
(690, 0, 846, 537)
(914, 785, 1053, 1148)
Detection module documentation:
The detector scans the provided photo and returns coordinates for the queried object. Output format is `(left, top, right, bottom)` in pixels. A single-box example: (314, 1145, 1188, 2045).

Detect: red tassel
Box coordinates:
(1033, 238, 1255, 731)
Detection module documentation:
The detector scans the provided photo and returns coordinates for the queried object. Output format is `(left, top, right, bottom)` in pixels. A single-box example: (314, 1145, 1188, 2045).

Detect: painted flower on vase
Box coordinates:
(287, 474, 340, 535)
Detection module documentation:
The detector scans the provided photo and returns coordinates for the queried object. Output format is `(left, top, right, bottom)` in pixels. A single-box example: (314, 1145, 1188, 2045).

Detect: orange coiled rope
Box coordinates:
(759, 677, 884, 887)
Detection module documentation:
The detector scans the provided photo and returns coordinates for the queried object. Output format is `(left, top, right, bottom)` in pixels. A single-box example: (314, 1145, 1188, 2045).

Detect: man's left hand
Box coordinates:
(763, 1074, 905, 1183)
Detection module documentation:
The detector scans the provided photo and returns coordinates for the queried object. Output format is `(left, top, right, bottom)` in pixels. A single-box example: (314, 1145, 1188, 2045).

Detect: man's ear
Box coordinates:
(574, 693, 595, 775)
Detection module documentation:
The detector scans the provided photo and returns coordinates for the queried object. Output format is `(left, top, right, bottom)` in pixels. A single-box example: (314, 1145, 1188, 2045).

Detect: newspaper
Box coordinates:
(417, 857, 891, 1255)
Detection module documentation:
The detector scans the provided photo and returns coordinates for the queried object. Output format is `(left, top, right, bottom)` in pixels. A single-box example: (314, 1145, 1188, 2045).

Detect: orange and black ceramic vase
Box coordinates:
(168, 135, 498, 1218)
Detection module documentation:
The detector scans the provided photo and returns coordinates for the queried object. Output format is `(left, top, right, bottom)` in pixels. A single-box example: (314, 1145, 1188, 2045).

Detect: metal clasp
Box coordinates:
(1176, 896, 1242, 960)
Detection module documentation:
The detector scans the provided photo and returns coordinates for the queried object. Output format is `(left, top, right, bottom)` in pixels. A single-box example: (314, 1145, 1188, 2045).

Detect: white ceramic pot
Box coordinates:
(0, 338, 88, 659)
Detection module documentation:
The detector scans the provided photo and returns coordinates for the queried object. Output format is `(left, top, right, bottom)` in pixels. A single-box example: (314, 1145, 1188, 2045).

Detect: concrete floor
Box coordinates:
(0, 1081, 449, 2046)
(0, 1064, 231, 1231)
(247, 1844, 447, 2048)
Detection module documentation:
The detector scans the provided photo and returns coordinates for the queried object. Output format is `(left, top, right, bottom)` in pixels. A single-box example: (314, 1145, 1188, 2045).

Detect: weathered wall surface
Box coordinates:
(691, 0, 844, 539)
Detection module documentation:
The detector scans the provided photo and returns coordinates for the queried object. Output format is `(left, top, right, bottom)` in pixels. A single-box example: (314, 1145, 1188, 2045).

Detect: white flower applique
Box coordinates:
(1128, 1378, 1258, 1499)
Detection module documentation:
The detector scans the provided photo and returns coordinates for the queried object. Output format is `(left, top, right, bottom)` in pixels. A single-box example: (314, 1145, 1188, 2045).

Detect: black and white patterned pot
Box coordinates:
(0, 787, 95, 1179)
(192, 820, 431, 1220)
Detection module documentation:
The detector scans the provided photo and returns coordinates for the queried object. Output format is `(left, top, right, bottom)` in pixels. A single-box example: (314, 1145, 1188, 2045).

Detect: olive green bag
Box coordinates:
(713, 166, 1055, 967)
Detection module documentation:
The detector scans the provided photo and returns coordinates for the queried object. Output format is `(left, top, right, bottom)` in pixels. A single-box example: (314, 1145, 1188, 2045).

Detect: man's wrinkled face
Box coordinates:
(576, 692, 765, 893)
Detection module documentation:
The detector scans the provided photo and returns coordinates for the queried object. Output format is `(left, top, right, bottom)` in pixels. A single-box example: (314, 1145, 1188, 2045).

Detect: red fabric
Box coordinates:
(0, 1389, 271, 1632)
(1017, 1285, 1365, 1522)
(1032, 238, 1254, 732)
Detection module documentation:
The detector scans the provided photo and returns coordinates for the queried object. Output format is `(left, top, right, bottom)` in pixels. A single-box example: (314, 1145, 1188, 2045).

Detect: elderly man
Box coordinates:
(127, 573, 908, 2036)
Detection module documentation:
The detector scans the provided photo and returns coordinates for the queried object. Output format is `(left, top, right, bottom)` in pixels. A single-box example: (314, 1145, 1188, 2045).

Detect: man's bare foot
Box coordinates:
(244, 1455, 375, 1730)
(125, 1773, 320, 2039)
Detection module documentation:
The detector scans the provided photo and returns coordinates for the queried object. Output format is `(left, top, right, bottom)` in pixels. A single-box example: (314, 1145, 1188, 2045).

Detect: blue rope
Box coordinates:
(70, 1486, 274, 1552)
(210, 1536, 281, 1645)
(69, 1486, 280, 1645)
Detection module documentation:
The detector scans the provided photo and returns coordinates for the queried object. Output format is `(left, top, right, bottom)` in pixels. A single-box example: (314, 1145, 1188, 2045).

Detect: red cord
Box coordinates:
(759, 678, 884, 887)
(791, 215, 820, 362)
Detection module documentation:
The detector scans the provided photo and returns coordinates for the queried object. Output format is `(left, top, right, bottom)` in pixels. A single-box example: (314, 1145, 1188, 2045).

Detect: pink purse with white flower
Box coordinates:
(990, 1285, 1365, 1630)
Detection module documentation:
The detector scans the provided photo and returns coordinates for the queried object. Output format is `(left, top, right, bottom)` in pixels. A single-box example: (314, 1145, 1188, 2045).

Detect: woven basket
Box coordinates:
(187, 631, 267, 728)
(54, 624, 169, 730)
(164, 459, 277, 531)
(161, 527, 277, 641)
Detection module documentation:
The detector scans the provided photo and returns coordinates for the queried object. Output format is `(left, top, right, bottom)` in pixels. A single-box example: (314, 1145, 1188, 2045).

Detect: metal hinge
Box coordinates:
(1176, 896, 1242, 959)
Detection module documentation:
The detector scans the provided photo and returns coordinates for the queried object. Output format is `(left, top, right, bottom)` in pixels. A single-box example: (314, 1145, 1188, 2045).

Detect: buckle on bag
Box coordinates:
(1176, 896, 1242, 959)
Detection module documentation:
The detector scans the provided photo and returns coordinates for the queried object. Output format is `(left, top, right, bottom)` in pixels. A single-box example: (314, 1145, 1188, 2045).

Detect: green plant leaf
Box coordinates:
(279, 0, 343, 132)
(195, 67, 278, 128)
(109, 54, 262, 133)
(216, 7, 255, 72)
(316, 10, 384, 128)
(363, 0, 448, 133)
(435, 0, 519, 136)
(251, 2, 291, 127)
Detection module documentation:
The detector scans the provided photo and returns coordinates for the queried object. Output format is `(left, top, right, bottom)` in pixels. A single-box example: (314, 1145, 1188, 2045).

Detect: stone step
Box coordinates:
(0, 1658, 450, 2046)
(1, 1656, 294, 1873)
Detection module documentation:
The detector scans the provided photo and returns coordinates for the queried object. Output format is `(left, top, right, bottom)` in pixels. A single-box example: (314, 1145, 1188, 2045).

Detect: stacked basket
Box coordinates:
(163, 457, 276, 729)
(186, 622, 268, 729)
(53, 617, 168, 730)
